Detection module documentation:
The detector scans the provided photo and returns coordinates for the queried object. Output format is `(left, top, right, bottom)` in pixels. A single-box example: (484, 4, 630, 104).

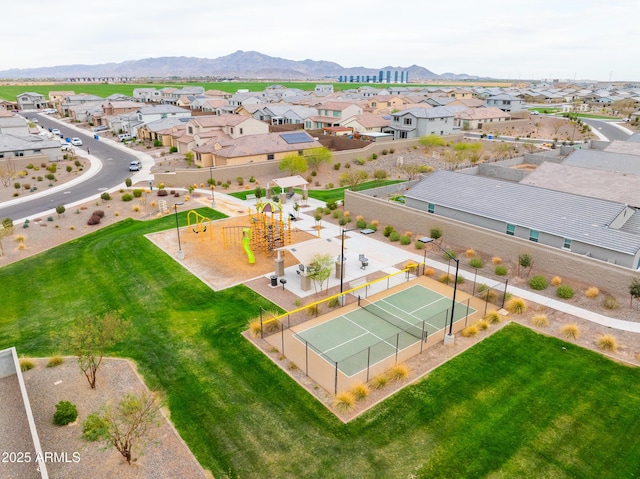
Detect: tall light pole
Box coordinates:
(174, 202, 184, 259)
(418, 236, 459, 344)
(208, 166, 216, 208)
(339, 228, 358, 300)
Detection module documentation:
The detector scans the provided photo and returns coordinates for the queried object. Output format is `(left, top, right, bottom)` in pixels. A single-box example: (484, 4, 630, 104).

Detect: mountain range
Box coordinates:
(0, 50, 480, 81)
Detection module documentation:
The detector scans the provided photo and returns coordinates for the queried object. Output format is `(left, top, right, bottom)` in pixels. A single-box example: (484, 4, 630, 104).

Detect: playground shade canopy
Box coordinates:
(269, 175, 309, 189)
(277, 238, 342, 267)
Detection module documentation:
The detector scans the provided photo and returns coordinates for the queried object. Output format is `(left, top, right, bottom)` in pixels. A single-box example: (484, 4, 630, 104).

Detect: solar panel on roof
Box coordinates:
(280, 132, 312, 144)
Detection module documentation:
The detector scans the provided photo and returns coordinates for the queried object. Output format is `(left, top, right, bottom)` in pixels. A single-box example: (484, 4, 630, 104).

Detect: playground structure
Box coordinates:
(222, 200, 293, 262)
(187, 210, 213, 241)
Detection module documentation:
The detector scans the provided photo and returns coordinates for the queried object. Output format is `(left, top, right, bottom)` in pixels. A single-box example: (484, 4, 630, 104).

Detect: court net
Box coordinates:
(358, 296, 426, 341)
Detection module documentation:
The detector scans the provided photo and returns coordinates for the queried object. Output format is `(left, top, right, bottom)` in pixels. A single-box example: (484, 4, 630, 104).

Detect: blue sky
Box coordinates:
(3, 0, 638, 81)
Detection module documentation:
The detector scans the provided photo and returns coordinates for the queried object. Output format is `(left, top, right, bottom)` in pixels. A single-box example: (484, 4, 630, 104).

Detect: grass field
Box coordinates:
(0, 81, 476, 102)
(2, 212, 640, 478)
(229, 180, 405, 203)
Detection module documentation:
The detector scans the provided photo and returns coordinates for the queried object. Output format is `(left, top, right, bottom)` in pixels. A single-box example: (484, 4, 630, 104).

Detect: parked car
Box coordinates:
(118, 133, 132, 141)
(31, 117, 38, 123)
(52, 128, 62, 137)
(71, 137, 83, 146)
(530, 110, 539, 115)
(129, 160, 142, 171)
(93, 125, 108, 132)
(60, 144, 73, 151)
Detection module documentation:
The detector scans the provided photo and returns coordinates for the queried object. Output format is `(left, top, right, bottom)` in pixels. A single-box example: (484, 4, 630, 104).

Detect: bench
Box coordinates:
(246, 194, 256, 201)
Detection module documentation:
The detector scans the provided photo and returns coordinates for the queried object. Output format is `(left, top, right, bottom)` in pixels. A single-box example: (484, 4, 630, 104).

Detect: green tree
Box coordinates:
(518, 253, 533, 278)
(419, 134, 446, 153)
(125, 178, 133, 190)
(397, 163, 426, 180)
(100, 392, 161, 465)
(338, 170, 368, 190)
(55, 204, 66, 218)
(373, 169, 388, 185)
(68, 313, 127, 389)
(629, 278, 640, 307)
(304, 147, 332, 172)
(279, 154, 308, 176)
(308, 253, 333, 295)
(184, 151, 194, 167)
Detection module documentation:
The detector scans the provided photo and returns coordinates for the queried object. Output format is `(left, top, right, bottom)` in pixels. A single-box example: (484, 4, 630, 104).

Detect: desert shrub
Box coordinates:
(461, 325, 479, 337)
(531, 314, 549, 327)
(505, 297, 527, 314)
(483, 310, 501, 324)
(157, 189, 169, 197)
(307, 304, 320, 316)
(603, 295, 619, 310)
(356, 219, 367, 228)
(383, 225, 395, 237)
(263, 319, 281, 334)
(492, 256, 502, 265)
(354, 158, 366, 166)
(169, 146, 178, 153)
(597, 334, 617, 352)
(326, 199, 338, 210)
(53, 401, 78, 426)
(333, 162, 341, 170)
(556, 285, 574, 299)
(351, 383, 370, 401)
(424, 267, 435, 276)
(132, 189, 143, 198)
(93, 210, 105, 218)
(465, 249, 475, 258)
(585, 287, 599, 299)
(371, 374, 388, 390)
(529, 275, 548, 290)
(100, 192, 111, 201)
(439, 274, 452, 284)
(389, 231, 401, 242)
(333, 391, 356, 412)
(388, 364, 409, 381)
(366, 223, 378, 232)
(414, 240, 424, 250)
(551, 276, 562, 286)
(560, 324, 580, 340)
(476, 320, 490, 331)
(429, 227, 442, 240)
(248, 320, 262, 338)
(20, 359, 35, 372)
(47, 356, 64, 367)
(400, 235, 412, 245)
(469, 257, 483, 268)
(328, 297, 340, 308)
(495, 265, 508, 276)
(121, 193, 133, 202)
(82, 412, 109, 441)
(87, 214, 101, 225)
(332, 210, 342, 219)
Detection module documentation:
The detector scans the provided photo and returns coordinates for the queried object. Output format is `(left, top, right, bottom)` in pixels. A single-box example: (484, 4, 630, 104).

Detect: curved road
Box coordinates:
(0, 112, 151, 221)
(582, 118, 632, 142)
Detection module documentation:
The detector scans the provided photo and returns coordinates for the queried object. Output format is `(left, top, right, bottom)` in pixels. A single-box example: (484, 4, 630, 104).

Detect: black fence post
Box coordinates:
(334, 362, 338, 395)
(395, 334, 400, 363)
(259, 307, 264, 339)
(502, 278, 509, 309)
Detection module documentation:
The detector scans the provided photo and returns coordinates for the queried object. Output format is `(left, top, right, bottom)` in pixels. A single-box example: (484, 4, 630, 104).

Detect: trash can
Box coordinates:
(270, 275, 278, 287)
(94, 134, 99, 140)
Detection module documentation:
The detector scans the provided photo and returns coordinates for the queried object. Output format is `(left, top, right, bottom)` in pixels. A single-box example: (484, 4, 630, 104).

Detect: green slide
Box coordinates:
(242, 228, 255, 264)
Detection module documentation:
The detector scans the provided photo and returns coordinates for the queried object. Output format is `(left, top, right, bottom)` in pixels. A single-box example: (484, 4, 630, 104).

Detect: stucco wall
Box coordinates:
(345, 190, 638, 292)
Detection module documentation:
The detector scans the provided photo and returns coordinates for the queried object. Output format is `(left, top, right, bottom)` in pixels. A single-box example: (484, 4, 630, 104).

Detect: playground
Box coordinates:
(146, 213, 316, 291)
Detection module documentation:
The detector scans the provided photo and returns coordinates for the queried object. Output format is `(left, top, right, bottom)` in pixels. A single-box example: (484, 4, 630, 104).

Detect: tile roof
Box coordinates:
(406, 170, 640, 255)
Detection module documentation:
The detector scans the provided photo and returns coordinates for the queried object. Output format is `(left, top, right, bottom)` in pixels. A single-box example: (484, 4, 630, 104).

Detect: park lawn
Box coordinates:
(2, 213, 640, 477)
(229, 180, 405, 203)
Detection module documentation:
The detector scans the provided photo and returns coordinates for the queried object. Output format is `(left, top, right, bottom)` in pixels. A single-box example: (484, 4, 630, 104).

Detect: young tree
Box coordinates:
(419, 134, 446, 153)
(125, 178, 133, 190)
(338, 169, 368, 190)
(518, 252, 533, 278)
(397, 163, 430, 180)
(0, 158, 16, 188)
(55, 204, 66, 218)
(629, 277, 640, 308)
(69, 313, 127, 389)
(102, 391, 161, 465)
(308, 253, 333, 295)
(304, 147, 332, 173)
(373, 169, 388, 185)
(279, 154, 308, 176)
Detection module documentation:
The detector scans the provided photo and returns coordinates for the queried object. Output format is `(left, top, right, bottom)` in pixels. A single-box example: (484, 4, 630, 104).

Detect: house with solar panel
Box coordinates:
(405, 170, 640, 269)
(193, 130, 322, 168)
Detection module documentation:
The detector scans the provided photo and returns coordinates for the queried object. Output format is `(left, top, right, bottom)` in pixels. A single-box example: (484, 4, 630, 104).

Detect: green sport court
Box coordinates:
(293, 284, 477, 380)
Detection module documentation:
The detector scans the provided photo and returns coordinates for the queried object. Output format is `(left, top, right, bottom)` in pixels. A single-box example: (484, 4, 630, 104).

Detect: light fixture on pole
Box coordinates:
(174, 202, 185, 259)
(418, 236, 459, 344)
(340, 228, 358, 300)
(208, 167, 216, 208)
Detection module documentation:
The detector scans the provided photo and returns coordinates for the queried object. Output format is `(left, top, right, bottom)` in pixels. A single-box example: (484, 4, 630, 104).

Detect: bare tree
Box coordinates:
(69, 312, 127, 389)
(0, 159, 16, 188)
(549, 118, 566, 136)
(103, 391, 161, 465)
(338, 169, 368, 191)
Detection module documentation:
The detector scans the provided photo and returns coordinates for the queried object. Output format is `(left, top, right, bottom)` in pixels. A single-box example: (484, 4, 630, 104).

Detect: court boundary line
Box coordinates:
(369, 297, 441, 333)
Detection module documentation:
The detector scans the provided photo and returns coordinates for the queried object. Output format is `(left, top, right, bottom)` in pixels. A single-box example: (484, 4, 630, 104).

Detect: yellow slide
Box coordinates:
(242, 228, 255, 264)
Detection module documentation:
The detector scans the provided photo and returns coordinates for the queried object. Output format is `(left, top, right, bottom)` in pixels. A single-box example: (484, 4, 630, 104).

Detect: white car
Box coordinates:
(71, 137, 83, 146)
(60, 143, 73, 151)
(52, 128, 62, 137)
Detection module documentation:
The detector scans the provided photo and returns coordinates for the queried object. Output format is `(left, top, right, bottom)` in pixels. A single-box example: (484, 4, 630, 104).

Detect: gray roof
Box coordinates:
(392, 106, 454, 119)
(406, 170, 640, 255)
(137, 105, 190, 115)
(144, 117, 191, 132)
(562, 149, 640, 176)
(0, 133, 60, 151)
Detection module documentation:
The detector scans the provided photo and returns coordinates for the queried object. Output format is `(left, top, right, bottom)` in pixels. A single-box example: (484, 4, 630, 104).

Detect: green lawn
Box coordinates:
(229, 180, 405, 203)
(2, 213, 640, 478)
